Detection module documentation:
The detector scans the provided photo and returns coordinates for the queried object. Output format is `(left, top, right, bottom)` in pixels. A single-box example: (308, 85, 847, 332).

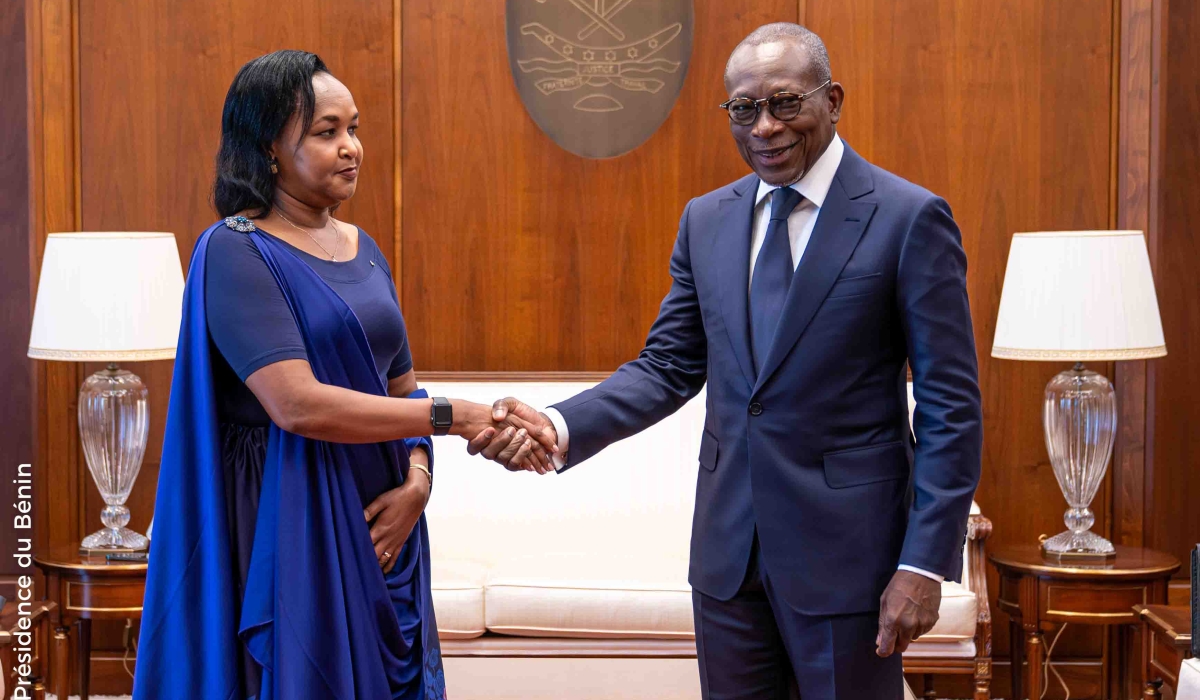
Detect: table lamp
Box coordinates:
(992, 230, 1166, 559)
(28, 232, 185, 552)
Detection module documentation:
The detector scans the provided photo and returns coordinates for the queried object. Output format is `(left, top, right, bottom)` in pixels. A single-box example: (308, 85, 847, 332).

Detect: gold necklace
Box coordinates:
(276, 209, 341, 261)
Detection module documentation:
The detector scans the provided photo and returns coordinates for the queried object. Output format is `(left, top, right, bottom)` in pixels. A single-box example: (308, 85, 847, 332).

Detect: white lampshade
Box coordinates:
(28, 232, 185, 362)
(992, 230, 1166, 361)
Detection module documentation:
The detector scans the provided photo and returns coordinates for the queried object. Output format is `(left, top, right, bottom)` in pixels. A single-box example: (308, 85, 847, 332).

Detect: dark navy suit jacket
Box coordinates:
(552, 143, 982, 616)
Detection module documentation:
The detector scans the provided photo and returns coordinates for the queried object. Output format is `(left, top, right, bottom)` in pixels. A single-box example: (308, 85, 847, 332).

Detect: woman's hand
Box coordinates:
(364, 447, 431, 573)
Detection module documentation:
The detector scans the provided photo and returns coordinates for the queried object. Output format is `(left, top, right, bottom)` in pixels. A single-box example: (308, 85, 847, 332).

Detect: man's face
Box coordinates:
(724, 41, 843, 186)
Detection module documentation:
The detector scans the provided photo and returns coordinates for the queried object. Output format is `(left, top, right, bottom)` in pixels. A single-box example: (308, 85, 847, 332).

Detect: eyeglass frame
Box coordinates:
(718, 79, 833, 126)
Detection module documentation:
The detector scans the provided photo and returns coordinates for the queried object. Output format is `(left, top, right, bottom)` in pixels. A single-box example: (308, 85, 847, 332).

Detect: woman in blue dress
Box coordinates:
(134, 51, 556, 700)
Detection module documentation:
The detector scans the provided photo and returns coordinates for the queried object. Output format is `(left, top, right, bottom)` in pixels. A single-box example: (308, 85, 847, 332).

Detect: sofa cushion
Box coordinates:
(901, 639, 977, 659)
(917, 581, 977, 641)
(432, 559, 489, 640)
(485, 553, 694, 639)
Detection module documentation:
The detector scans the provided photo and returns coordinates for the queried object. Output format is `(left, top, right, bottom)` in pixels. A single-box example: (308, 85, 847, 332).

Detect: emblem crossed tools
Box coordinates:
(520, 0, 683, 107)
(533, 0, 637, 41)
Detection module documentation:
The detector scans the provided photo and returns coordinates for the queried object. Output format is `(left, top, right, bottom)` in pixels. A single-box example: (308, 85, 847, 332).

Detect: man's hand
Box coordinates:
(466, 397, 560, 475)
(876, 570, 941, 657)
(364, 448, 431, 574)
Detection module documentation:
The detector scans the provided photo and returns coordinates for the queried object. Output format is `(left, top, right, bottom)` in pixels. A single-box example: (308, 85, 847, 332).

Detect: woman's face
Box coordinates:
(270, 72, 362, 209)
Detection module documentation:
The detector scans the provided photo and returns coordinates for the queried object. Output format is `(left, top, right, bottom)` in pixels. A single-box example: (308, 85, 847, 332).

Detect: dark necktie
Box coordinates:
(750, 187, 803, 373)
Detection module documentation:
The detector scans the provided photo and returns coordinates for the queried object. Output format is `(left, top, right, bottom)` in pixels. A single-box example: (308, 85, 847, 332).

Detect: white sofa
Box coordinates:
(422, 380, 992, 700)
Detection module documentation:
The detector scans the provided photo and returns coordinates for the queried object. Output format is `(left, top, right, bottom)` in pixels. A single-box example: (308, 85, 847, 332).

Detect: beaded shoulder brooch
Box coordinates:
(224, 215, 257, 232)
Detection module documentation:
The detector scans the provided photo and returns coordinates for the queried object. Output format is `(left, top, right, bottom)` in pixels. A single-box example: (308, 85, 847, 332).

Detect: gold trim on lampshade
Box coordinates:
(991, 345, 1167, 362)
(26, 347, 179, 362)
(28, 232, 185, 363)
(991, 231, 1166, 362)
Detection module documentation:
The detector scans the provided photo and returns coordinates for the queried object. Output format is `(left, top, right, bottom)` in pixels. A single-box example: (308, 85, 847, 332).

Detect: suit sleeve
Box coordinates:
(551, 200, 708, 469)
(895, 196, 983, 581)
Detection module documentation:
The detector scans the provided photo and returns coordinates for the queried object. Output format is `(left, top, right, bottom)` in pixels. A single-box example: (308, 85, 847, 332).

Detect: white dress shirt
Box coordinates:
(748, 132, 844, 286)
(543, 134, 942, 583)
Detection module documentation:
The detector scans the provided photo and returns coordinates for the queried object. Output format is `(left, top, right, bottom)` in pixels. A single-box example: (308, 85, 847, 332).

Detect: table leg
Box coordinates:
(77, 618, 92, 700)
(37, 609, 49, 681)
(1116, 623, 1133, 700)
(36, 615, 49, 699)
(1143, 678, 1163, 698)
(1025, 628, 1045, 700)
(52, 625, 70, 700)
(1010, 619, 1025, 700)
(1141, 621, 1154, 697)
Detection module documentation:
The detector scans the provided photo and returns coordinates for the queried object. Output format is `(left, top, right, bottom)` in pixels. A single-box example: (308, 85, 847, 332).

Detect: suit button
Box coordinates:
(749, 402, 763, 416)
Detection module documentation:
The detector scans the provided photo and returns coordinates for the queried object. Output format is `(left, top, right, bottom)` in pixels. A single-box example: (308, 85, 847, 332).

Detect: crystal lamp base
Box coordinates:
(81, 525, 149, 552)
(1040, 528, 1116, 560)
(80, 504, 148, 552)
(78, 366, 151, 553)
(1040, 364, 1119, 561)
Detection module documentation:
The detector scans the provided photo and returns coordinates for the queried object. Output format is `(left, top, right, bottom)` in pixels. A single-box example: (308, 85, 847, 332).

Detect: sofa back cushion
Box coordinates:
(422, 381, 706, 569)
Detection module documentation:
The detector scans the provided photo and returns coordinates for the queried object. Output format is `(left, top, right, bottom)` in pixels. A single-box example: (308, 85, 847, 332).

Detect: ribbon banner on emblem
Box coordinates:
(518, 23, 682, 97)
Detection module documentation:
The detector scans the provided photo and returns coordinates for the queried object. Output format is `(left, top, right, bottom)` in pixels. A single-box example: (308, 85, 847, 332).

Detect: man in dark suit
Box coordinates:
(475, 22, 982, 699)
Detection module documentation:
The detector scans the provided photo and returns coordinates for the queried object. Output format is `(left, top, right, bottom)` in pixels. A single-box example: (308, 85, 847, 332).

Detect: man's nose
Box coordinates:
(750, 108, 784, 140)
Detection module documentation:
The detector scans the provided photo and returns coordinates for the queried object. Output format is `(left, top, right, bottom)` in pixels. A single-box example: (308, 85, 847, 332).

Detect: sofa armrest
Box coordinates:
(966, 512, 993, 663)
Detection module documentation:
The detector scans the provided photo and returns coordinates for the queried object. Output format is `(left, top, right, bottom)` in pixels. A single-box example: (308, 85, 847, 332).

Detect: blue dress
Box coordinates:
(134, 219, 447, 700)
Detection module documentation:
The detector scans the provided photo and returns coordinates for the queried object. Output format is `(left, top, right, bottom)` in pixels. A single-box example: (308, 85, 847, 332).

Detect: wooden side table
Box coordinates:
(990, 545, 1179, 700)
(0, 600, 55, 699)
(33, 544, 147, 700)
(1136, 604, 1191, 698)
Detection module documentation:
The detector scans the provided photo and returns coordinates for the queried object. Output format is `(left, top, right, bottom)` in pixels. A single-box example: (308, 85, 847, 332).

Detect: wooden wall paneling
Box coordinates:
(75, 0, 397, 264)
(29, 0, 85, 554)
(1, 0, 32, 579)
(808, 0, 1117, 676)
(1149, 0, 1200, 572)
(392, 0, 403, 290)
(417, 371, 614, 383)
(400, 0, 799, 372)
(1111, 0, 1158, 552)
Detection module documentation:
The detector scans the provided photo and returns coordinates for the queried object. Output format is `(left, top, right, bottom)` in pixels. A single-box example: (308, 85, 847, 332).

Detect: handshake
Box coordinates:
(449, 397, 560, 475)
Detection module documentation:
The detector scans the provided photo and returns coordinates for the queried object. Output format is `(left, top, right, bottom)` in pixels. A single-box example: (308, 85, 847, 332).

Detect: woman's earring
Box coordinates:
(269, 159, 279, 175)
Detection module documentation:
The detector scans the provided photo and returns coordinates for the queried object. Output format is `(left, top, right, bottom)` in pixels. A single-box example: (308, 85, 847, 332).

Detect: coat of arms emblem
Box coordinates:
(506, 0, 694, 158)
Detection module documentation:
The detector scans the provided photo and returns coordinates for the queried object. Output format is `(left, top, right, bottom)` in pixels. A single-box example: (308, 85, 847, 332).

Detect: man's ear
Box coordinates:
(827, 83, 845, 125)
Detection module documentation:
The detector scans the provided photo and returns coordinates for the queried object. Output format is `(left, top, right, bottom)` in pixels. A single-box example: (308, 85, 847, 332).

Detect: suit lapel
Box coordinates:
(753, 150, 878, 394)
(714, 176, 759, 389)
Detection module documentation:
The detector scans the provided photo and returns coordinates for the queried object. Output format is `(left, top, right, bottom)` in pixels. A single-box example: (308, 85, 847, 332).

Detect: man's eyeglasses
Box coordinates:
(719, 79, 831, 126)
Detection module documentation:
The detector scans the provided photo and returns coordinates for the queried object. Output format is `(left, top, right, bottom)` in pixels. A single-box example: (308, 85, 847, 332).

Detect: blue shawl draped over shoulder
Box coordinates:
(134, 222, 446, 700)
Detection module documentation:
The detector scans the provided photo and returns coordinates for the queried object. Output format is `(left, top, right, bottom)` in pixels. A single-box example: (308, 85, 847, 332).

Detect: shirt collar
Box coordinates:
(754, 134, 844, 209)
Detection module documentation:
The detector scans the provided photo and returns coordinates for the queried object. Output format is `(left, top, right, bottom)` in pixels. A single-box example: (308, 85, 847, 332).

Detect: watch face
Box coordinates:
(432, 399, 453, 428)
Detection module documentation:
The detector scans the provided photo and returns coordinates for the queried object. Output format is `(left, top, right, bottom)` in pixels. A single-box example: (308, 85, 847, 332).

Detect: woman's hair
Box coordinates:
(213, 50, 331, 218)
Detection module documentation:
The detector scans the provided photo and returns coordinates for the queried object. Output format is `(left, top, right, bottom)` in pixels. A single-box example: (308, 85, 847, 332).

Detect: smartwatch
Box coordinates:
(430, 397, 453, 436)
